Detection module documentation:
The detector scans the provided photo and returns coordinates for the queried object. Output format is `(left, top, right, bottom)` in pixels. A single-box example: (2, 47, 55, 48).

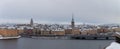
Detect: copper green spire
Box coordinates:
(72, 13, 74, 22)
(71, 13, 75, 29)
(30, 18, 33, 26)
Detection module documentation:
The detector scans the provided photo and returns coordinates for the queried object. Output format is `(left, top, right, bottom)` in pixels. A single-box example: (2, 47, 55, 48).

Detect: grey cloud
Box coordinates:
(0, 0, 120, 24)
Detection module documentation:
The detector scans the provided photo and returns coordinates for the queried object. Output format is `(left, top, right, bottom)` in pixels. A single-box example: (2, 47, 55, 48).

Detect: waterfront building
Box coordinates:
(32, 28, 41, 35)
(65, 28, 80, 35)
(107, 28, 115, 33)
(81, 28, 97, 35)
(0, 29, 18, 37)
(70, 14, 81, 35)
(72, 29, 81, 35)
(23, 27, 34, 35)
(97, 28, 109, 33)
(114, 28, 120, 32)
(65, 29, 73, 35)
(17, 29, 24, 34)
(51, 29, 65, 35)
(40, 30, 50, 35)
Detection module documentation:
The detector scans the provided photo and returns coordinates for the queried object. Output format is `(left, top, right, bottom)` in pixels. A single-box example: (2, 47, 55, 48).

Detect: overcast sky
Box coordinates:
(0, 0, 120, 24)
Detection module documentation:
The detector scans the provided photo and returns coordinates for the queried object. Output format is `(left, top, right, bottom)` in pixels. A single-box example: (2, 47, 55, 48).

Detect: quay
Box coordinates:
(22, 34, 115, 40)
(71, 35, 115, 40)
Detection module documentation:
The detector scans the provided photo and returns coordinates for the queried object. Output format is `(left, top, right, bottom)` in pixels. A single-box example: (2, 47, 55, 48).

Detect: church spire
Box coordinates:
(30, 18, 33, 26)
(71, 13, 75, 29)
(72, 13, 74, 22)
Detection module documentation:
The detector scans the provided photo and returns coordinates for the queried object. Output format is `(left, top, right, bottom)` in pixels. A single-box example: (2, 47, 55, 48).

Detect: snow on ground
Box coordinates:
(106, 42, 120, 49)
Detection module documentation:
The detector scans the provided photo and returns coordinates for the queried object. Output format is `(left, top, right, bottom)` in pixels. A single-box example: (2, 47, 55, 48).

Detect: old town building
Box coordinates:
(0, 29, 18, 37)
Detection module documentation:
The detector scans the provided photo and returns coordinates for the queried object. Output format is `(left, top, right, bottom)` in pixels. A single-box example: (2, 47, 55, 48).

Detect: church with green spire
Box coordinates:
(71, 14, 75, 29)
(30, 18, 33, 26)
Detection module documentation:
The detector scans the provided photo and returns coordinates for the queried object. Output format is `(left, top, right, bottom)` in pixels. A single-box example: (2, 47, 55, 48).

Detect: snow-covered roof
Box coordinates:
(53, 29, 64, 31)
(115, 32, 120, 38)
(7, 27, 16, 29)
(116, 32, 120, 35)
(112, 27, 119, 29)
(0, 27, 7, 29)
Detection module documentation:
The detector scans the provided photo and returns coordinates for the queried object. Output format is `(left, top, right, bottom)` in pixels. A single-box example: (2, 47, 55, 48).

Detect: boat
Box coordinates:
(0, 35, 21, 39)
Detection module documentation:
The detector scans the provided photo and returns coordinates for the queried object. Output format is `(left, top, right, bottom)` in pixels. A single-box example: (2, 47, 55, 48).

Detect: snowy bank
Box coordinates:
(106, 42, 120, 49)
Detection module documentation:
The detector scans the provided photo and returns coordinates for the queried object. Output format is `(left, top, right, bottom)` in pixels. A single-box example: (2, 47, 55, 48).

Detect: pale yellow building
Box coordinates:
(81, 29, 97, 35)
(51, 30, 65, 35)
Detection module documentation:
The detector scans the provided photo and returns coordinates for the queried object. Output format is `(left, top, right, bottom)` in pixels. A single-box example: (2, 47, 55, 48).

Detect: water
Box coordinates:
(0, 38, 114, 49)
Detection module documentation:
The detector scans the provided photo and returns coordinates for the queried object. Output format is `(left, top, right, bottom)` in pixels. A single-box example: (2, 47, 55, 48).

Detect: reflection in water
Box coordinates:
(0, 38, 114, 49)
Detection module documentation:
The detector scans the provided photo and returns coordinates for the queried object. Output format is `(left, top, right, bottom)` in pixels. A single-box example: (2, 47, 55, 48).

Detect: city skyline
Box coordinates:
(0, 0, 120, 24)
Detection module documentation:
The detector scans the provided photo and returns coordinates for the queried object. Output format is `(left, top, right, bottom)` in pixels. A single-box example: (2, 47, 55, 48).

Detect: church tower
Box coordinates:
(71, 14, 75, 29)
(30, 18, 33, 26)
